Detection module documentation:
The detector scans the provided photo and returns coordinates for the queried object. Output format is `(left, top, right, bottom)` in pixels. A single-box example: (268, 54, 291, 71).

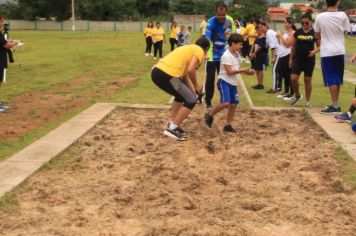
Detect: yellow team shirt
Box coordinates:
(200, 20, 207, 35)
(152, 27, 165, 42)
(239, 26, 246, 37)
(144, 27, 153, 37)
(245, 23, 257, 45)
(170, 26, 179, 39)
(155, 45, 205, 78)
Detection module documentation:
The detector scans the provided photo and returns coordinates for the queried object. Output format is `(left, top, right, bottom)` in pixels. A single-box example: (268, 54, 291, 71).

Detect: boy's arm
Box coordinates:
(224, 64, 251, 75)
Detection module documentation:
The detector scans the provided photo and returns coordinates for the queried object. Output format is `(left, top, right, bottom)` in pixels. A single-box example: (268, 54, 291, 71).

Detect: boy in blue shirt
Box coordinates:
(204, 34, 254, 132)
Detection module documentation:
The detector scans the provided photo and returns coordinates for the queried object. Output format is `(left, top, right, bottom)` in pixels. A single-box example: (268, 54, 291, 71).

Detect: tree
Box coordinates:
(228, 0, 268, 21)
(290, 6, 302, 23)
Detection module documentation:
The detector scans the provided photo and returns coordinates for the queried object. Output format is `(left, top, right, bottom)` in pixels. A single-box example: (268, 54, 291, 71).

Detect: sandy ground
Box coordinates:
(0, 107, 355, 235)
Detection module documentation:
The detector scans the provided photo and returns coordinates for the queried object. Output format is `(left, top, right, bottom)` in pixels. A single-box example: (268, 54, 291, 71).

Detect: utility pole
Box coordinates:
(71, 0, 76, 31)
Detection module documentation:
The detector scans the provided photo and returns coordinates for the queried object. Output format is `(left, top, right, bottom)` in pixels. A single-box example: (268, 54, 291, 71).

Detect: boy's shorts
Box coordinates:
(352, 122, 356, 133)
(321, 55, 344, 87)
(217, 79, 239, 104)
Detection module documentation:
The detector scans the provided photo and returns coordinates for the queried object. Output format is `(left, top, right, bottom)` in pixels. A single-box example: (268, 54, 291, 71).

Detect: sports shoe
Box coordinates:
(304, 102, 311, 109)
(0, 104, 8, 110)
(283, 94, 293, 101)
(320, 106, 341, 114)
(205, 102, 212, 110)
(335, 112, 352, 123)
(277, 92, 288, 98)
(252, 84, 264, 90)
(154, 57, 157, 60)
(145, 53, 149, 56)
(204, 112, 214, 128)
(223, 124, 236, 132)
(0, 107, 5, 113)
(166, 123, 187, 137)
(163, 127, 187, 141)
(290, 95, 302, 106)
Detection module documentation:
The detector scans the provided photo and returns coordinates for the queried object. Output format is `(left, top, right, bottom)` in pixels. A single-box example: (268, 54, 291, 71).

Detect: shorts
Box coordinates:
(252, 58, 266, 71)
(352, 122, 356, 133)
(217, 79, 239, 104)
(151, 67, 197, 109)
(0, 68, 4, 83)
(291, 56, 315, 77)
(321, 55, 344, 87)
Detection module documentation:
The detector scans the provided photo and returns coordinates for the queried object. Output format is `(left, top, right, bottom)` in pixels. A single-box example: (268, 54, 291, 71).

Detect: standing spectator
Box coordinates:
(275, 17, 296, 100)
(144, 21, 154, 56)
(290, 12, 320, 107)
(258, 22, 280, 94)
(244, 19, 258, 62)
(352, 21, 356, 37)
(200, 15, 209, 36)
(151, 37, 210, 141)
(250, 25, 267, 90)
(152, 21, 166, 61)
(177, 25, 185, 47)
(204, 1, 235, 109)
(169, 21, 179, 51)
(0, 16, 20, 113)
(185, 26, 192, 45)
(314, 0, 351, 113)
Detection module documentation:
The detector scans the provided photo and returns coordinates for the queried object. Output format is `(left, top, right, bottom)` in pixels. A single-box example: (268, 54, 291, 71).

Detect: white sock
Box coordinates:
(169, 122, 178, 130)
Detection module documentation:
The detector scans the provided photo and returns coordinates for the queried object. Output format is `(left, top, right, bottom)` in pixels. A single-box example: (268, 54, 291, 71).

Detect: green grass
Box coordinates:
(346, 37, 356, 75)
(335, 147, 356, 189)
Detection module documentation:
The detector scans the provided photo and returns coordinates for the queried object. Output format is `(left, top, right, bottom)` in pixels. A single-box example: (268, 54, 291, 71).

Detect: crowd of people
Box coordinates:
(149, 0, 355, 141)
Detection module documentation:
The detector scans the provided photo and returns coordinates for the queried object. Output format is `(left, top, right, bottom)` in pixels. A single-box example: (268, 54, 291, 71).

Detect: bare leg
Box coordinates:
(256, 71, 264, 85)
(170, 101, 183, 121)
(226, 104, 237, 125)
(291, 73, 299, 96)
(329, 85, 340, 104)
(304, 76, 312, 102)
(210, 103, 230, 117)
(173, 106, 192, 126)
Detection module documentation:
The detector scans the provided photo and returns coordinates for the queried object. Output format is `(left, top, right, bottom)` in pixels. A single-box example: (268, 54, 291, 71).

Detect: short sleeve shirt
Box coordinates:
(152, 27, 165, 42)
(219, 49, 241, 86)
(254, 36, 268, 61)
(155, 45, 205, 78)
(294, 28, 316, 58)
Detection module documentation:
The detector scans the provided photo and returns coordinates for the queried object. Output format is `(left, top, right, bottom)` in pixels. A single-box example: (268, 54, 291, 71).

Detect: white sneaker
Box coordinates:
(304, 102, 311, 108)
(154, 57, 157, 60)
(150, 53, 153, 56)
(145, 53, 149, 56)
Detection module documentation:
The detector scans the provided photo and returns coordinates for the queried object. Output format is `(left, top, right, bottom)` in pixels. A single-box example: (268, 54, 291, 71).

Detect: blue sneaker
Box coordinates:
(0, 104, 8, 110)
(0, 107, 5, 113)
(335, 112, 351, 123)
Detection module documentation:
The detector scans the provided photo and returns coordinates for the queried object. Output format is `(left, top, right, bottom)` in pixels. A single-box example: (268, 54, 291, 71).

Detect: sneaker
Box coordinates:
(223, 124, 236, 132)
(252, 84, 264, 90)
(320, 106, 341, 114)
(145, 53, 149, 56)
(154, 57, 157, 60)
(304, 102, 311, 109)
(290, 95, 302, 106)
(283, 94, 293, 101)
(277, 92, 288, 98)
(0, 104, 8, 110)
(176, 127, 187, 137)
(205, 102, 212, 110)
(0, 107, 5, 113)
(204, 112, 214, 128)
(163, 127, 187, 141)
(335, 112, 352, 123)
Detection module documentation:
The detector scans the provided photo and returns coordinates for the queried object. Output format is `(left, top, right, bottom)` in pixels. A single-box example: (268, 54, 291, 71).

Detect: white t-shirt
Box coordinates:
(314, 11, 351, 57)
(352, 23, 356, 33)
(277, 32, 291, 58)
(266, 29, 279, 54)
(219, 49, 241, 86)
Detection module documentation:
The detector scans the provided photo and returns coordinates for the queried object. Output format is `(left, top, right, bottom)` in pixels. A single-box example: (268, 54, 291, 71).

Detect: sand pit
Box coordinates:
(0, 106, 355, 235)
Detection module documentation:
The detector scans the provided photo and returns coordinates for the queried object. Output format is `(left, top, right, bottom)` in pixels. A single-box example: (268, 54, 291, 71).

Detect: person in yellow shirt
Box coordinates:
(151, 21, 166, 60)
(200, 15, 209, 36)
(151, 37, 210, 141)
(244, 19, 258, 60)
(169, 21, 179, 51)
(144, 21, 154, 56)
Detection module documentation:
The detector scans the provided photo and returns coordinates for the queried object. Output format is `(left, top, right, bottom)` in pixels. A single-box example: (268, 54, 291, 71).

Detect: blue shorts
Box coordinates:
(352, 123, 356, 133)
(217, 79, 239, 104)
(321, 55, 344, 87)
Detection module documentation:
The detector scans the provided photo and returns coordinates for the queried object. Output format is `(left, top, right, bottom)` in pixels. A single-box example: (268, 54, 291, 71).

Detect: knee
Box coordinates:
(184, 99, 197, 110)
(352, 98, 356, 107)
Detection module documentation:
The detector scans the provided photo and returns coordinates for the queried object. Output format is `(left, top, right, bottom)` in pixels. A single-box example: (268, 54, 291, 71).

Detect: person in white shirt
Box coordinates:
(314, 0, 351, 114)
(204, 34, 254, 132)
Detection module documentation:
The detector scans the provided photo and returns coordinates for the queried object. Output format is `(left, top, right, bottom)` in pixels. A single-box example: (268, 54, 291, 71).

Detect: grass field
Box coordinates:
(0, 31, 355, 189)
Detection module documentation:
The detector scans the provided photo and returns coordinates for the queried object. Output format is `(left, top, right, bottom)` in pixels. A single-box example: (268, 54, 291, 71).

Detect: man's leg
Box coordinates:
(204, 61, 216, 108)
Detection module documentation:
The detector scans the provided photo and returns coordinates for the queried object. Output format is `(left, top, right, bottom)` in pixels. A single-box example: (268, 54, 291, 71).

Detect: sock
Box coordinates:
(332, 102, 340, 109)
(169, 122, 178, 130)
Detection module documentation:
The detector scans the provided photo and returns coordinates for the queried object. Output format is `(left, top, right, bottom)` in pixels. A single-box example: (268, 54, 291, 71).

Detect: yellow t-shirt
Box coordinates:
(170, 26, 179, 39)
(200, 20, 207, 35)
(152, 27, 165, 42)
(245, 23, 257, 45)
(144, 27, 153, 37)
(239, 27, 246, 37)
(155, 45, 205, 78)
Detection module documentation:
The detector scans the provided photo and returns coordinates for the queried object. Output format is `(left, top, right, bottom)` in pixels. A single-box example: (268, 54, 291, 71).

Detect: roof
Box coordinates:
(267, 7, 290, 14)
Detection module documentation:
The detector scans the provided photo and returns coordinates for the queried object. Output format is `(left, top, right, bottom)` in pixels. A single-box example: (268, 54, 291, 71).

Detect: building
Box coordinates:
(345, 9, 356, 22)
(279, 0, 319, 10)
(266, 7, 290, 21)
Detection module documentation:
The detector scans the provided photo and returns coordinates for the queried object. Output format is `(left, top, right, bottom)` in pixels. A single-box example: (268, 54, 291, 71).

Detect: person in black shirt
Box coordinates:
(250, 25, 267, 89)
(290, 12, 320, 107)
(0, 15, 20, 112)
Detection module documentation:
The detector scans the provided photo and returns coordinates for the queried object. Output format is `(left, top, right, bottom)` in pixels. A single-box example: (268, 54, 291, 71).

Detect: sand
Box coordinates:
(0, 107, 355, 235)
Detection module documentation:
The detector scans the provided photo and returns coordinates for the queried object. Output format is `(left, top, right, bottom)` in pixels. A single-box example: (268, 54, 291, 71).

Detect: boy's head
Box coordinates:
(180, 25, 185, 31)
(195, 37, 210, 52)
(227, 33, 244, 50)
(325, 0, 340, 7)
(188, 26, 192, 32)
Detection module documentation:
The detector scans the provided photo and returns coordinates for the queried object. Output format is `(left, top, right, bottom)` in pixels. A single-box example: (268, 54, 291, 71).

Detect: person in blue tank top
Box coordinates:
(204, 1, 235, 109)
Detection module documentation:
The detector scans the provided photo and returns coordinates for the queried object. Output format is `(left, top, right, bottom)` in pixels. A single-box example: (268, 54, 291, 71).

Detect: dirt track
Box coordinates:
(0, 107, 355, 235)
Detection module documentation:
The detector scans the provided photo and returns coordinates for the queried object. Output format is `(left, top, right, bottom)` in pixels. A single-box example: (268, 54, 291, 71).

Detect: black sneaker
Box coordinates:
(204, 112, 214, 128)
(166, 123, 187, 138)
(320, 106, 341, 114)
(252, 84, 264, 90)
(163, 128, 187, 141)
(223, 124, 236, 132)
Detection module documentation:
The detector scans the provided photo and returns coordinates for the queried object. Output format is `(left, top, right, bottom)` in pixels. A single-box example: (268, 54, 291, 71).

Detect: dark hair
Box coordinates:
(302, 12, 313, 21)
(170, 21, 176, 29)
(215, 1, 227, 12)
(195, 37, 210, 51)
(228, 33, 243, 46)
(258, 21, 268, 27)
(188, 26, 192, 29)
(285, 17, 297, 31)
(147, 21, 153, 28)
(156, 21, 160, 25)
(326, 0, 339, 7)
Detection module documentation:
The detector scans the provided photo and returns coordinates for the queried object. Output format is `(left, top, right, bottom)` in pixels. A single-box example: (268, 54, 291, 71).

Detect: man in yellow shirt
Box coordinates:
(151, 37, 210, 141)
(151, 21, 166, 60)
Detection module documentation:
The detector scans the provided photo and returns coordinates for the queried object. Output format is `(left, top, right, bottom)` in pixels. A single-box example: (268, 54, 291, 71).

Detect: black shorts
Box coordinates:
(291, 56, 315, 77)
(0, 68, 4, 83)
(151, 67, 197, 109)
(251, 58, 266, 71)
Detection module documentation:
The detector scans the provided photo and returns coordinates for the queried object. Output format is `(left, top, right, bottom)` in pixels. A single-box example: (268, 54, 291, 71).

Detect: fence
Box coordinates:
(7, 20, 287, 33)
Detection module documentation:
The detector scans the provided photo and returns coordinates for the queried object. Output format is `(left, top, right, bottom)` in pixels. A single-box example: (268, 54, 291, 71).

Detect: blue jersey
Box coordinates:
(205, 16, 235, 62)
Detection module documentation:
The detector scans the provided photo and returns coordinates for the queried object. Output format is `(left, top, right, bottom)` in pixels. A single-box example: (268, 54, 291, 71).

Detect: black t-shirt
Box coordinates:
(254, 36, 267, 61)
(0, 32, 7, 69)
(294, 28, 315, 58)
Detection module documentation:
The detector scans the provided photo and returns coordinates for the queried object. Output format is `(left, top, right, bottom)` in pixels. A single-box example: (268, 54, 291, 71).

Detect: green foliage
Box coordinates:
(290, 7, 302, 23)
(228, 0, 268, 21)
